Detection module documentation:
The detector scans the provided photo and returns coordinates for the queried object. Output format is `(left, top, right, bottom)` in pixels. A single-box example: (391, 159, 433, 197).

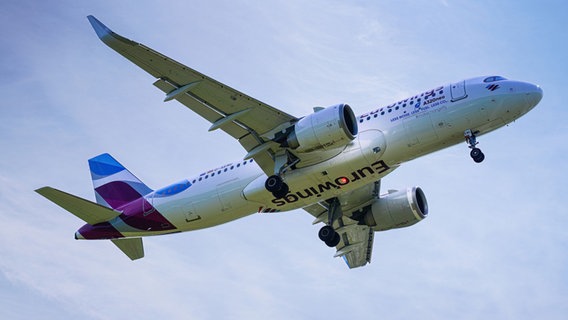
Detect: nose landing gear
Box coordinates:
(464, 129, 485, 163)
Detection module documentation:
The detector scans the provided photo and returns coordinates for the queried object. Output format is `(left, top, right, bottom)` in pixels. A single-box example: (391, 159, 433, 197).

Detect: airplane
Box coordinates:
(36, 16, 543, 268)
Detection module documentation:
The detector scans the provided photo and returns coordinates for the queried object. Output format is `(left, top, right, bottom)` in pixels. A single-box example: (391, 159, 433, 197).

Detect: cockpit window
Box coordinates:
(483, 76, 507, 83)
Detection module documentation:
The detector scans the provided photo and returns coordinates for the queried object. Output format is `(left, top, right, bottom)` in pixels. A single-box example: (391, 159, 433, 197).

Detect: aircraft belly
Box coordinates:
(269, 132, 391, 210)
(242, 130, 391, 211)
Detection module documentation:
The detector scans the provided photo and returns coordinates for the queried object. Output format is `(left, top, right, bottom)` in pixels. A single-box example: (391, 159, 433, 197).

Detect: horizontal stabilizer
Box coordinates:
(111, 238, 144, 260)
(35, 187, 120, 225)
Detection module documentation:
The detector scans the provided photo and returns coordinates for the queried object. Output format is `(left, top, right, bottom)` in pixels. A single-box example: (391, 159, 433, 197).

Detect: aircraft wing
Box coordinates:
(303, 181, 379, 268)
(87, 16, 297, 175)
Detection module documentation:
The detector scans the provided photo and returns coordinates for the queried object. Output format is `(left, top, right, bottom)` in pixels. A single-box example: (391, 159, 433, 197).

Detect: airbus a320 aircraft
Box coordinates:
(36, 16, 543, 268)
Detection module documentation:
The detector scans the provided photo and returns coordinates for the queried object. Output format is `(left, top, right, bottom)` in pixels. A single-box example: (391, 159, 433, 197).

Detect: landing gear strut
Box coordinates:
(264, 151, 299, 199)
(318, 198, 341, 247)
(464, 129, 485, 163)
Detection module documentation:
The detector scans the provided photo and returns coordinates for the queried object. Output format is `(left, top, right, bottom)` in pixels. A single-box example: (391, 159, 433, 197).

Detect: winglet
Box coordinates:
(87, 15, 112, 40)
(87, 15, 137, 46)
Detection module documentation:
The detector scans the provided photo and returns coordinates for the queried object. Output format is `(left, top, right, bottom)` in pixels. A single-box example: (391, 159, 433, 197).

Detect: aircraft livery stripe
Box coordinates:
(76, 222, 123, 240)
(95, 181, 145, 209)
(117, 197, 176, 231)
(89, 153, 126, 178)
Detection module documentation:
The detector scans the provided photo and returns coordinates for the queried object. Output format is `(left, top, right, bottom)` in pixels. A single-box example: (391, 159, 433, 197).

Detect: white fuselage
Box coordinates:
(110, 76, 542, 238)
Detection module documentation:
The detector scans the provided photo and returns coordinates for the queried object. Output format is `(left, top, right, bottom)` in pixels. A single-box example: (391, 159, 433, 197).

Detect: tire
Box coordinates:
(470, 148, 482, 159)
(325, 232, 341, 247)
(272, 183, 289, 199)
(265, 175, 283, 192)
(318, 225, 335, 242)
(473, 152, 485, 163)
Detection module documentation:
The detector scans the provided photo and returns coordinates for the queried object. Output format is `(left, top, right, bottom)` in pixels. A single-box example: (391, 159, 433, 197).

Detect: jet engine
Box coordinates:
(285, 103, 358, 153)
(363, 187, 428, 231)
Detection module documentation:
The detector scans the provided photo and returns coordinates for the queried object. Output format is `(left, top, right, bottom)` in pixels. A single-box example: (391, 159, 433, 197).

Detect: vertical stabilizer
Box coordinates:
(89, 153, 152, 209)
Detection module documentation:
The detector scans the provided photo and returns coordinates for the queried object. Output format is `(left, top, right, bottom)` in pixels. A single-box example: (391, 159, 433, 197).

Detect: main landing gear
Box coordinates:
(264, 151, 299, 199)
(464, 129, 485, 163)
(318, 198, 341, 247)
(265, 175, 289, 199)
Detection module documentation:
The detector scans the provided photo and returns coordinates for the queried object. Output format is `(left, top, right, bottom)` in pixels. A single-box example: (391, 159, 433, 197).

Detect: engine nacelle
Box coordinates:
(286, 103, 358, 153)
(363, 187, 428, 231)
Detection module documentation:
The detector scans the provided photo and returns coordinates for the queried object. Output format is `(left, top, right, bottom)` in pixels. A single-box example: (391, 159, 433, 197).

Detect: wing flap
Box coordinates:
(335, 220, 374, 268)
(334, 217, 374, 269)
(303, 182, 381, 268)
(36, 187, 120, 225)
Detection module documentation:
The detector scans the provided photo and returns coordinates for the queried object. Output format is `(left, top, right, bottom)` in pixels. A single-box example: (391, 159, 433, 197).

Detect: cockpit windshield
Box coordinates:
(483, 76, 507, 83)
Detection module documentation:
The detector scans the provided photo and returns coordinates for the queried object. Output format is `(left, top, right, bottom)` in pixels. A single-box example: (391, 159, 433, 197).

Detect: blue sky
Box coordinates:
(1, 0, 567, 319)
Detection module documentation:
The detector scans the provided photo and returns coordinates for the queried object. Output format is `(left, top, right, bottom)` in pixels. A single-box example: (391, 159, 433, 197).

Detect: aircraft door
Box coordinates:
(450, 80, 467, 102)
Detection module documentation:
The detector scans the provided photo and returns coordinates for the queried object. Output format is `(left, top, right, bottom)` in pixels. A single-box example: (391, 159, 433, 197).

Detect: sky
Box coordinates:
(1, 0, 567, 319)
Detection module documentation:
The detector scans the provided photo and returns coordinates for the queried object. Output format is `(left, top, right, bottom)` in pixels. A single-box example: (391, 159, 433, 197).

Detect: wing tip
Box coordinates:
(87, 15, 138, 47)
(87, 15, 112, 40)
(35, 186, 52, 196)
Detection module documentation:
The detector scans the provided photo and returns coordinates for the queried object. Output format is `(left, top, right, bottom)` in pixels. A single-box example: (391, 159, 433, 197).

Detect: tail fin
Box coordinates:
(89, 153, 152, 209)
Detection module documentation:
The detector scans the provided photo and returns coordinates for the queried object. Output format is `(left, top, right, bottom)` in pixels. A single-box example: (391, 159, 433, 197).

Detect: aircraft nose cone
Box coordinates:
(526, 83, 543, 107)
(533, 85, 543, 105)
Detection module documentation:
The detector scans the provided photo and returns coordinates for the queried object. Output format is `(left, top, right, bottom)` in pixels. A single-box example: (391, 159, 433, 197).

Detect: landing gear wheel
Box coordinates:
(265, 175, 283, 192)
(464, 130, 485, 163)
(470, 148, 485, 163)
(319, 226, 340, 247)
(473, 152, 485, 163)
(271, 183, 289, 199)
(318, 225, 335, 242)
(470, 148, 482, 158)
(325, 232, 340, 247)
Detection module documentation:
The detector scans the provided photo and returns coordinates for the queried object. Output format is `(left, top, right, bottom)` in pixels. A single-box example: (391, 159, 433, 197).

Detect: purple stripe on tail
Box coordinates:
(95, 181, 144, 210)
(77, 222, 123, 240)
(88, 153, 152, 209)
(119, 197, 177, 231)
